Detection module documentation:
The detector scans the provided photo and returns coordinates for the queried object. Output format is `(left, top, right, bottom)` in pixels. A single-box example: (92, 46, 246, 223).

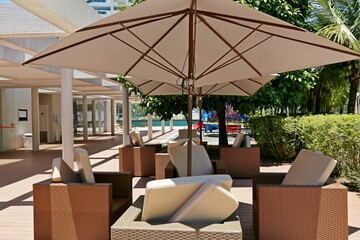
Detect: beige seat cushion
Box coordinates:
(282, 149, 337, 185)
(232, 133, 245, 147)
(168, 145, 214, 177)
(141, 174, 232, 222)
(168, 179, 238, 223)
(51, 158, 80, 183)
(130, 131, 145, 147)
(74, 147, 95, 184)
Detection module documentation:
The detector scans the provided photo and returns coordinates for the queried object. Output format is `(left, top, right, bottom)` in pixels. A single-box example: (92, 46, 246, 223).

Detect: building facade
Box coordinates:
(86, 0, 131, 17)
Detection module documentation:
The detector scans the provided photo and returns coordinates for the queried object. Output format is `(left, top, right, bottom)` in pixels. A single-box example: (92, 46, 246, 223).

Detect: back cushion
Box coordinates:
(130, 131, 145, 147)
(282, 149, 337, 185)
(51, 158, 81, 183)
(74, 147, 95, 184)
(168, 145, 214, 177)
(141, 174, 233, 222)
(232, 133, 245, 147)
(168, 179, 238, 223)
(242, 134, 251, 148)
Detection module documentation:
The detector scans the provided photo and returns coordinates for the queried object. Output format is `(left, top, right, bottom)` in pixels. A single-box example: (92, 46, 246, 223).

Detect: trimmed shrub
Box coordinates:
(250, 116, 301, 163)
(250, 114, 360, 180)
(298, 115, 360, 177)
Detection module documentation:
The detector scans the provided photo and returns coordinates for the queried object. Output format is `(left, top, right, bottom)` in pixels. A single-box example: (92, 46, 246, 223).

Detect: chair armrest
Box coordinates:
(145, 144, 164, 153)
(252, 173, 286, 201)
(33, 182, 112, 240)
(94, 172, 133, 199)
(155, 153, 175, 179)
(211, 160, 227, 174)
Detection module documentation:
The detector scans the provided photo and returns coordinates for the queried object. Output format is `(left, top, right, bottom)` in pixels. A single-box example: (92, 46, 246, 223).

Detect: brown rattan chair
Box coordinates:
(119, 131, 163, 177)
(252, 150, 348, 240)
(33, 155, 133, 240)
(252, 173, 348, 240)
(219, 133, 260, 178)
(155, 145, 227, 179)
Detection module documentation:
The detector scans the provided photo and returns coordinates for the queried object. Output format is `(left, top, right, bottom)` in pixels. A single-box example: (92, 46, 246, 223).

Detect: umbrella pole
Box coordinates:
(198, 88, 203, 145)
(187, 82, 193, 176)
(187, 0, 196, 176)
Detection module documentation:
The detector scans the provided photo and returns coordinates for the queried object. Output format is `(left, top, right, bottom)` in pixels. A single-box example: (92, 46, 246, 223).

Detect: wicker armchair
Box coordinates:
(155, 145, 227, 179)
(34, 149, 134, 239)
(119, 131, 163, 177)
(33, 170, 133, 240)
(218, 133, 260, 179)
(253, 173, 348, 240)
(253, 156, 348, 240)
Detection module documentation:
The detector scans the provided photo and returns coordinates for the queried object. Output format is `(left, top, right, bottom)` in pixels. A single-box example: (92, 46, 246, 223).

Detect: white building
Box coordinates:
(0, 0, 126, 152)
(86, 0, 132, 17)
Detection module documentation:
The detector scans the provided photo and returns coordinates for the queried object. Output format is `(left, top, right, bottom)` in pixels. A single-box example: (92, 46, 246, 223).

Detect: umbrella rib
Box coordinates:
(197, 35, 272, 80)
(229, 82, 251, 96)
(137, 80, 153, 87)
(24, 14, 182, 66)
(196, 14, 262, 76)
(196, 24, 262, 80)
(202, 13, 360, 58)
(109, 33, 184, 78)
(77, 9, 189, 32)
(203, 84, 220, 95)
(247, 78, 264, 85)
(198, 10, 305, 32)
(121, 13, 188, 78)
(146, 82, 165, 95)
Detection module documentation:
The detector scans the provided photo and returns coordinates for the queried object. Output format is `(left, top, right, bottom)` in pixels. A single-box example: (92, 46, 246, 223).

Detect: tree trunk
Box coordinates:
(216, 103, 228, 146)
(347, 64, 360, 114)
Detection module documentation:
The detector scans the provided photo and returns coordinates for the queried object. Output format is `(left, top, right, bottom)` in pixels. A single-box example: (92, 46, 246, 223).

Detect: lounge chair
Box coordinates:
(33, 148, 133, 240)
(119, 131, 162, 177)
(220, 132, 260, 178)
(155, 144, 226, 179)
(253, 149, 348, 240)
(111, 175, 242, 239)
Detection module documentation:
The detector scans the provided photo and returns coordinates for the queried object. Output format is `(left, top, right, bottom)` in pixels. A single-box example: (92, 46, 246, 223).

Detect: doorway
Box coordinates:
(39, 105, 48, 142)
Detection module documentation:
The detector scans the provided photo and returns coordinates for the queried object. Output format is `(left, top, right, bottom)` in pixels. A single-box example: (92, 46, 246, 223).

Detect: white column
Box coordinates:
(161, 120, 165, 134)
(82, 95, 88, 141)
(104, 100, 111, 132)
(61, 68, 74, 168)
(170, 118, 173, 131)
(147, 113, 153, 140)
(128, 101, 132, 131)
(111, 99, 115, 136)
(31, 88, 40, 151)
(92, 100, 96, 135)
(97, 102, 102, 132)
(122, 86, 130, 145)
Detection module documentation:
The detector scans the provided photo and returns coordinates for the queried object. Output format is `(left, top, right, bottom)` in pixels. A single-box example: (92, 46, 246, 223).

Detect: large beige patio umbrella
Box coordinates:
(25, 0, 360, 175)
(127, 74, 276, 142)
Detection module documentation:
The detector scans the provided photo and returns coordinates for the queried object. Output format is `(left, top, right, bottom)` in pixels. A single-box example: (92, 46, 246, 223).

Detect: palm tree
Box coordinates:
(310, 0, 360, 113)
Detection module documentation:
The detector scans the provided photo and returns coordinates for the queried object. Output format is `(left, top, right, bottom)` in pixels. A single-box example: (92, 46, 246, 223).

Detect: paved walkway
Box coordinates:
(0, 133, 359, 239)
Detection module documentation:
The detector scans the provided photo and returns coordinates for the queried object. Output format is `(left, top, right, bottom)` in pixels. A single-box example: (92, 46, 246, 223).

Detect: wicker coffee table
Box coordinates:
(111, 195, 242, 240)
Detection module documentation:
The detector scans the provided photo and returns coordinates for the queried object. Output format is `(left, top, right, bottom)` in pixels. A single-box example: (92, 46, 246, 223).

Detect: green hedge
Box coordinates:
(250, 114, 360, 181)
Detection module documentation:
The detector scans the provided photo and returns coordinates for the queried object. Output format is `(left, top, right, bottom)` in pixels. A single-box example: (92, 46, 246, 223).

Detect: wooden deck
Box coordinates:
(0, 134, 359, 240)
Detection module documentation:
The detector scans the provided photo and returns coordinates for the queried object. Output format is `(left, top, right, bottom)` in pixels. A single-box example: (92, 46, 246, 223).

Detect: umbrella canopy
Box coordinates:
(25, 0, 360, 175)
(127, 75, 276, 96)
